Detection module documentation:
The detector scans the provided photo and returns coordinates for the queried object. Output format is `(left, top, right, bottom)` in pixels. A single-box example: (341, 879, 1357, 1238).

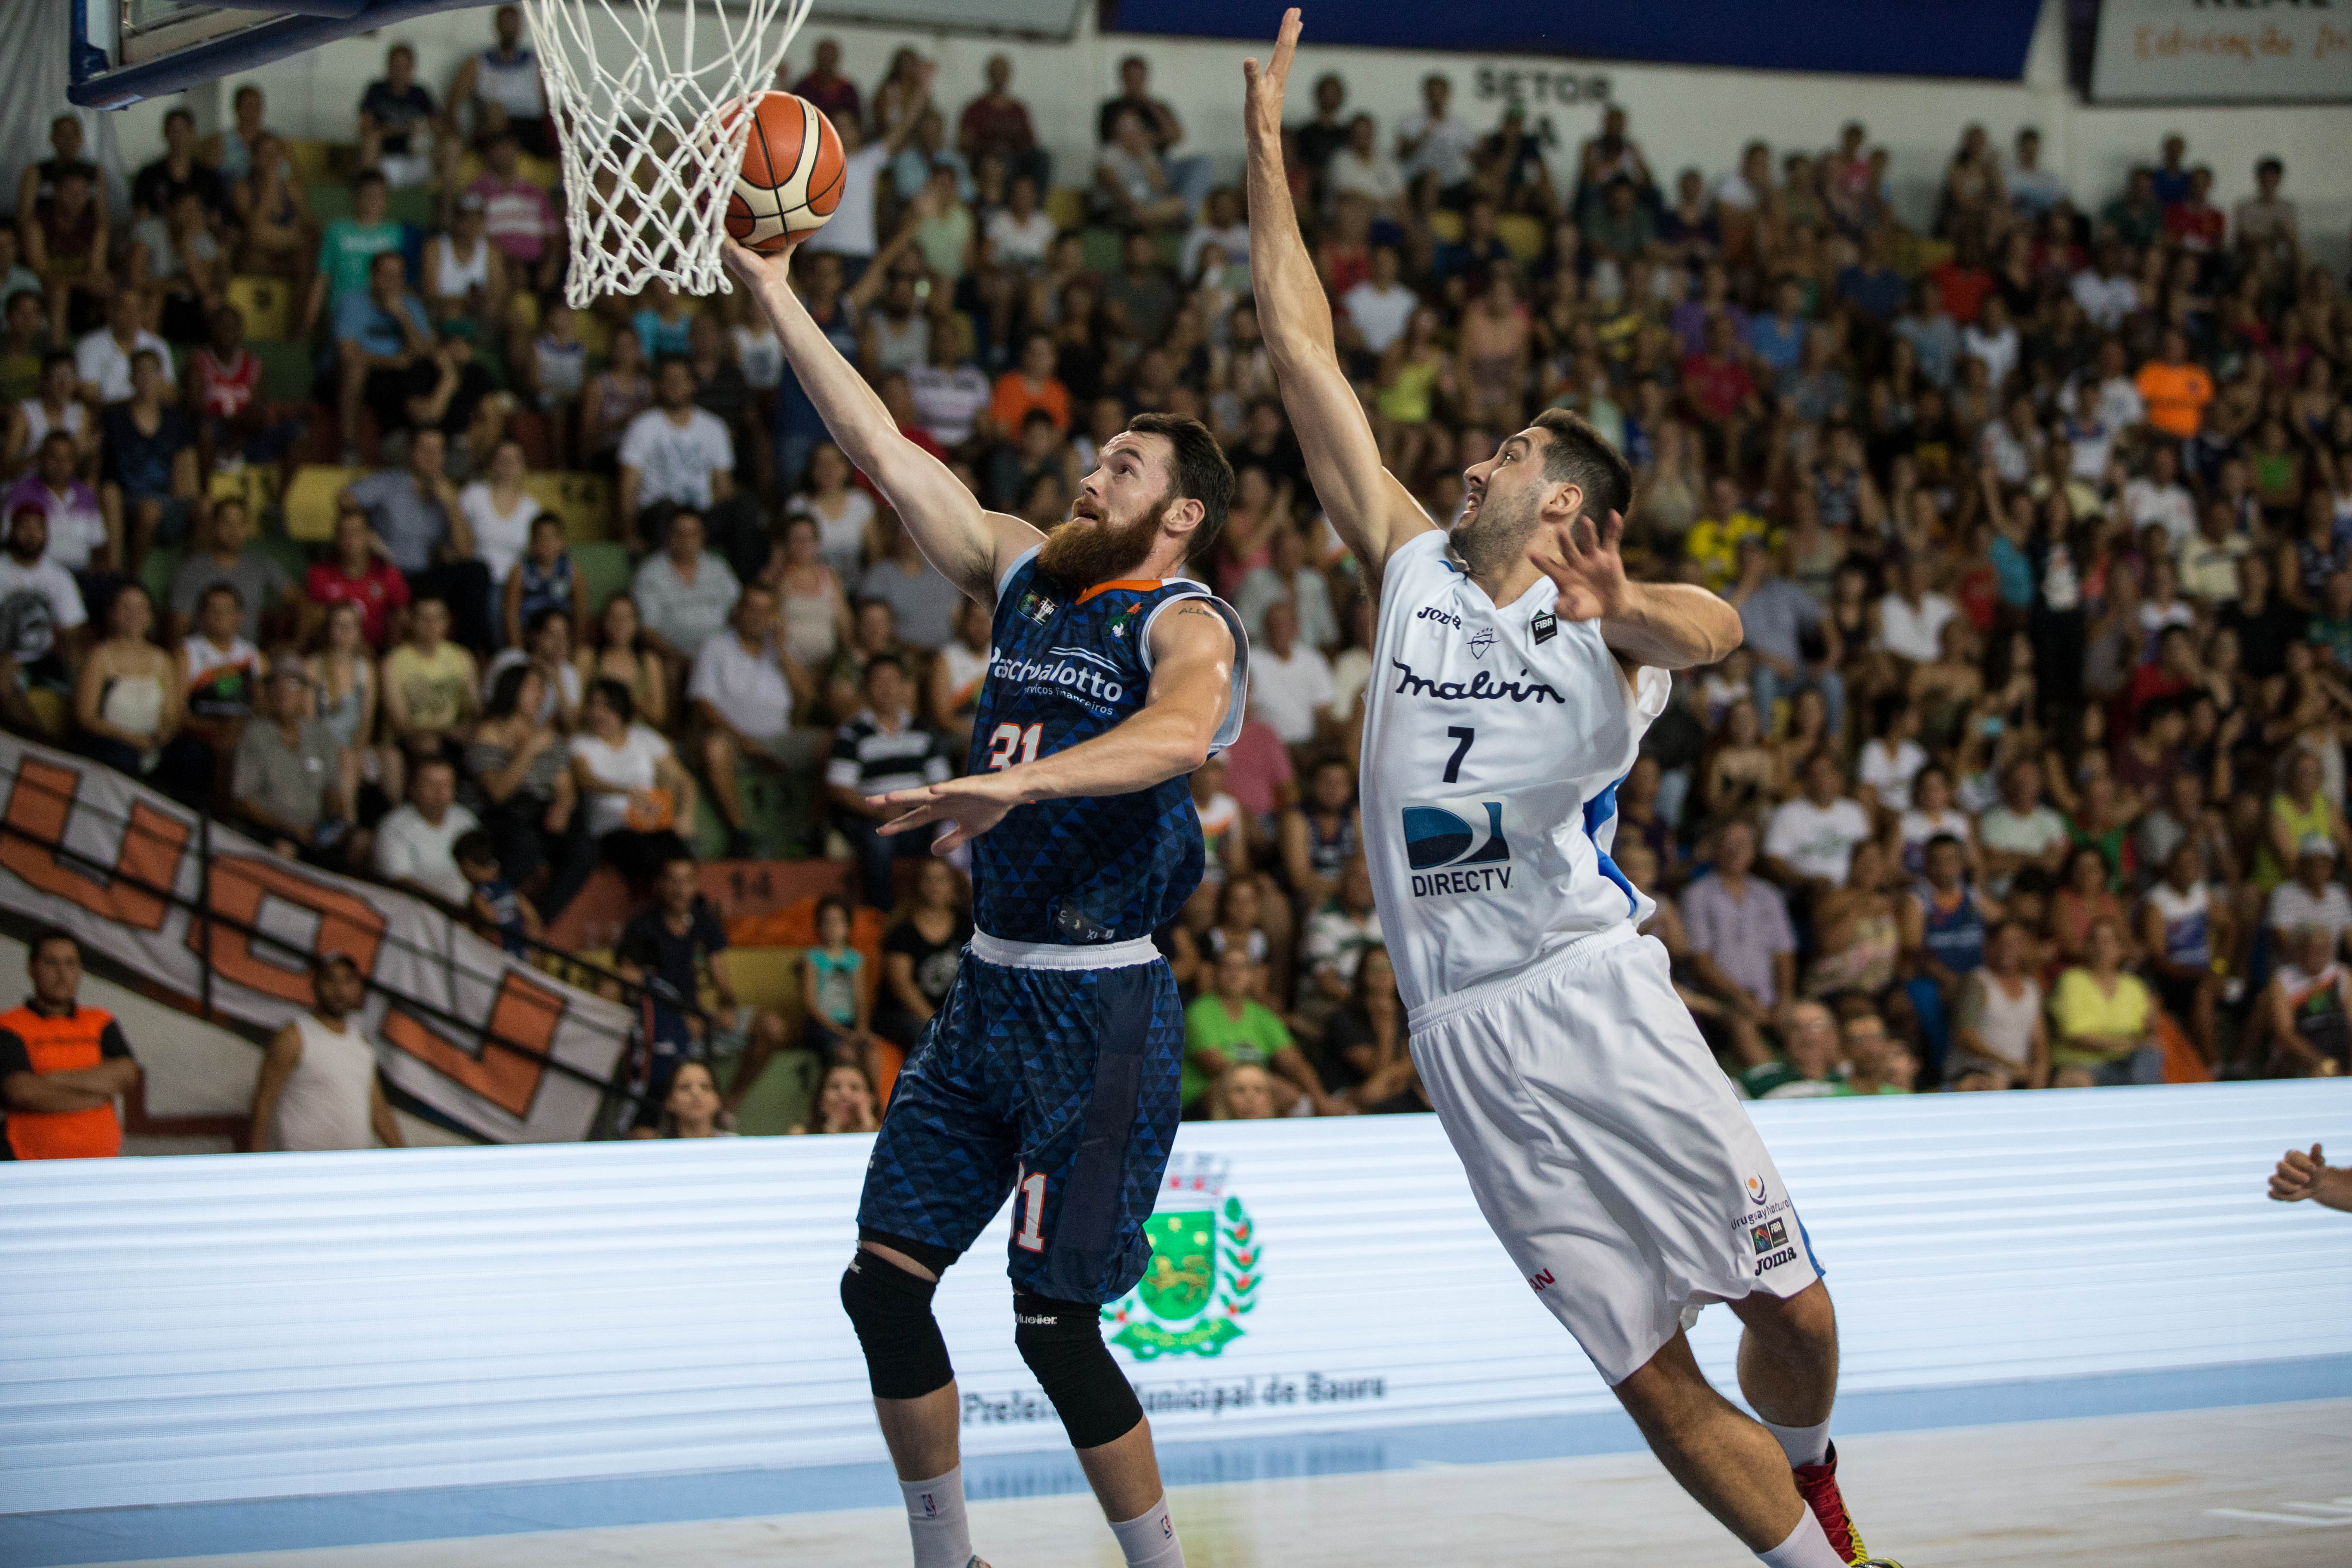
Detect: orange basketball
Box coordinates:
(724, 92, 846, 252)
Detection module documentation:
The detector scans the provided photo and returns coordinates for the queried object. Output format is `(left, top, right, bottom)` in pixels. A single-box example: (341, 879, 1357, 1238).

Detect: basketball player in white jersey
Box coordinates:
(1244, 15, 1897, 1568)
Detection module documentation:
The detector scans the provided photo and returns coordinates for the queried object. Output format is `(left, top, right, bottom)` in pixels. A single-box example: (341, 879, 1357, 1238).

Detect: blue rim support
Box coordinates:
(70, 0, 497, 108)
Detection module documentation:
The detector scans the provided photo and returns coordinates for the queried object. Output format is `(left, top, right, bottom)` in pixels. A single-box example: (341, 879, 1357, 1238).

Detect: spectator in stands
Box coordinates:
(5, 433, 106, 580)
(1184, 944, 1328, 1119)
(1298, 852, 1380, 1022)
(1249, 600, 1335, 758)
(248, 951, 401, 1152)
(331, 250, 435, 461)
(374, 753, 478, 904)
(467, 132, 560, 296)
(302, 170, 404, 338)
(1095, 108, 1188, 233)
(422, 194, 509, 330)
(629, 1060, 733, 1139)
(1839, 1011, 1915, 1096)
(358, 42, 448, 190)
(1727, 534, 1844, 742)
(619, 355, 735, 552)
(0, 928, 138, 1161)
(1277, 756, 1360, 919)
(828, 653, 949, 906)
(790, 38, 860, 130)
(2263, 748, 2352, 891)
(1764, 751, 1873, 895)
(877, 857, 970, 1052)
(2234, 156, 2297, 254)
(380, 595, 478, 759)
(168, 497, 286, 643)
(691, 583, 818, 859)
(857, 511, 959, 652)
(570, 677, 695, 885)
(1730, 999, 1844, 1100)
(226, 131, 315, 287)
(2135, 326, 2212, 442)
(2140, 839, 2223, 1064)
(792, 1060, 882, 1135)
(27, 167, 109, 343)
(303, 504, 409, 651)
(96, 349, 198, 571)
(0, 502, 88, 734)
(447, 5, 551, 155)
(2262, 923, 2352, 1077)
(16, 115, 98, 231)
(309, 598, 400, 823)
(188, 306, 300, 474)
(801, 109, 918, 285)
(576, 591, 666, 734)
(4, 352, 86, 478)
(76, 289, 172, 409)
(402, 319, 509, 464)
(959, 53, 1043, 188)
(234, 659, 361, 868)
(173, 577, 258, 772)
(503, 511, 582, 650)
(128, 190, 224, 348)
(632, 506, 740, 669)
(1978, 757, 2071, 896)
(457, 437, 536, 616)
(463, 833, 548, 950)
(2267, 833, 2352, 953)
(466, 658, 579, 902)
(343, 428, 493, 650)
(614, 854, 740, 1118)
(578, 325, 651, 475)
(1681, 819, 1796, 1041)
(1948, 919, 2048, 1090)
(798, 892, 874, 1069)
(2048, 915, 2163, 1087)
(73, 582, 197, 796)
(481, 603, 580, 729)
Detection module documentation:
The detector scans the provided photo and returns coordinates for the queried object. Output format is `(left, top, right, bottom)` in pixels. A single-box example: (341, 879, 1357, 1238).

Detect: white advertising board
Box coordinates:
(4, 1081, 2350, 1512)
(2092, 0, 2352, 103)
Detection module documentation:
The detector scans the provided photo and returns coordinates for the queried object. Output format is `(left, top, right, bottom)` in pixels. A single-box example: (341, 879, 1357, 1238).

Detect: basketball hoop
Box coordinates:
(523, 0, 815, 305)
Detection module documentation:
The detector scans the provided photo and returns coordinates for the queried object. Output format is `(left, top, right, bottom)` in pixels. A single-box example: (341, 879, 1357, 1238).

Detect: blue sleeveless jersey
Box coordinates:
(968, 547, 1249, 944)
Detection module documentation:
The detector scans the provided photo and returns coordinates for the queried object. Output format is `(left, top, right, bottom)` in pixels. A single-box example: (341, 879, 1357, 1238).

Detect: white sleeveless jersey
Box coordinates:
(1359, 529, 1669, 1013)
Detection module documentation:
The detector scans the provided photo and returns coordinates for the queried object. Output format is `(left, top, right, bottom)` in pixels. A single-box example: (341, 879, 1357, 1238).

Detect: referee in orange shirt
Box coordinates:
(0, 929, 139, 1161)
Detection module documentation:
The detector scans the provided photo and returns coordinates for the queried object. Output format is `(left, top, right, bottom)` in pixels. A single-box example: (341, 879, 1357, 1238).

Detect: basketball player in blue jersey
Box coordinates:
(726, 234, 1247, 1568)
(1243, 15, 1901, 1568)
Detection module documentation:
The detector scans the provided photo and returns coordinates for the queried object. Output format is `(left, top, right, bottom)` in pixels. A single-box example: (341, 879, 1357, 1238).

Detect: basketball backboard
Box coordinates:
(70, 0, 492, 108)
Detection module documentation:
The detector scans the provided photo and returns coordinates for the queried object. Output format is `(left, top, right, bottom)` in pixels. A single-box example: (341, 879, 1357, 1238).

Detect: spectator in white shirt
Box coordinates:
(803, 113, 912, 267)
(905, 335, 991, 450)
(1959, 296, 2019, 394)
(1395, 75, 1479, 197)
(2070, 241, 2140, 332)
(1874, 554, 1958, 666)
(1327, 114, 1406, 220)
(1234, 524, 1338, 651)
(617, 355, 734, 551)
(373, 754, 481, 906)
(1247, 600, 1334, 750)
(632, 507, 741, 665)
(2267, 835, 2352, 951)
(2006, 128, 2065, 215)
(689, 583, 819, 860)
(74, 292, 175, 406)
(1764, 751, 1874, 892)
(1180, 187, 1250, 282)
(1977, 392, 2040, 487)
(1340, 246, 1416, 357)
(983, 174, 1057, 271)
(2125, 443, 2198, 551)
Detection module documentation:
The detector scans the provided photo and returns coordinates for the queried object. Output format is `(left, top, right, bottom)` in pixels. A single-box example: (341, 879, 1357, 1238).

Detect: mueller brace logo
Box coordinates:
(1388, 658, 1562, 704)
(990, 645, 1127, 703)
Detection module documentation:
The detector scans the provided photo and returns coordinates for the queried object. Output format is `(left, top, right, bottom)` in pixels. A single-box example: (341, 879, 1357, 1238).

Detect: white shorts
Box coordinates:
(1409, 925, 1823, 1386)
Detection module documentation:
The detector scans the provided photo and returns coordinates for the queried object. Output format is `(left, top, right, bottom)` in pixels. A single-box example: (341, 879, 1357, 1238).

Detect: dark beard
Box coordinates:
(1035, 502, 1163, 590)
(1448, 481, 1541, 579)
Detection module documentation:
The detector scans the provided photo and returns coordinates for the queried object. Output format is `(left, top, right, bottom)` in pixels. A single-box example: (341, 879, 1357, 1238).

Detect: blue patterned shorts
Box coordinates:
(858, 950, 1183, 1305)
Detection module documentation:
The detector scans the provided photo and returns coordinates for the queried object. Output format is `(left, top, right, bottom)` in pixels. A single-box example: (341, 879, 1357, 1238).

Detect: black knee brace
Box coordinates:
(1013, 1291, 1142, 1449)
(840, 1248, 954, 1400)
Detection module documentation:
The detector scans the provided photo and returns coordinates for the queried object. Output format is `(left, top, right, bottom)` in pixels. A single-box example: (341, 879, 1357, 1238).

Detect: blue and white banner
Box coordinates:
(4, 1082, 2349, 1512)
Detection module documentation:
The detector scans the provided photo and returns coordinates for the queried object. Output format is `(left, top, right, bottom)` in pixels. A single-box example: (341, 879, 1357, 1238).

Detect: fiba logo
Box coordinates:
(1403, 798, 1514, 897)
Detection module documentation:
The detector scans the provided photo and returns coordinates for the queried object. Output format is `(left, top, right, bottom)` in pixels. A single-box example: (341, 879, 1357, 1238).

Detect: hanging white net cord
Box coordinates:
(524, 0, 815, 305)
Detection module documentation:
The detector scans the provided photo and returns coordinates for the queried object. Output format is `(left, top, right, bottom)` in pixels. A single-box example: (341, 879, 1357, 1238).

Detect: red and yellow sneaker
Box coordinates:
(1792, 1442, 1886, 1565)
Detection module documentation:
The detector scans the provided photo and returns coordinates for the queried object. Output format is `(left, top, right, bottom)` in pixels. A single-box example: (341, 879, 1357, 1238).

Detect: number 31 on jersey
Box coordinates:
(986, 722, 1043, 771)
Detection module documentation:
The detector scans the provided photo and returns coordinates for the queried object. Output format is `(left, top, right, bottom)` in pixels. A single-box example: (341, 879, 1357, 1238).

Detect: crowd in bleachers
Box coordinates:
(4, 8, 2350, 1140)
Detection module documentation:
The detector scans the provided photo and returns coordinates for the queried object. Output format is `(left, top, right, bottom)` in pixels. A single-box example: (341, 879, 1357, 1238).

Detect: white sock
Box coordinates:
(898, 1467, 974, 1568)
(1761, 1416, 1832, 1469)
(1757, 1506, 1847, 1568)
(1108, 1492, 1185, 1568)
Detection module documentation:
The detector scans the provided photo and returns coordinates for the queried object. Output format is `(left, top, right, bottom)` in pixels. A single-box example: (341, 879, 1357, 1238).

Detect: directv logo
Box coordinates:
(1403, 799, 1514, 897)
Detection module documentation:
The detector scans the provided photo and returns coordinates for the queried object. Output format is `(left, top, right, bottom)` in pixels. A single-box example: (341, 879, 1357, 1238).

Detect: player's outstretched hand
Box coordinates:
(1530, 509, 1631, 623)
(872, 772, 1023, 854)
(1242, 9, 1302, 146)
(720, 233, 799, 294)
(2269, 1142, 2328, 1202)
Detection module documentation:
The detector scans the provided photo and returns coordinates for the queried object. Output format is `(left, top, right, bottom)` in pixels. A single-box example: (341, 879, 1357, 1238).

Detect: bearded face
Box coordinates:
(1036, 484, 1167, 588)
(1450, 462, 1545, 577)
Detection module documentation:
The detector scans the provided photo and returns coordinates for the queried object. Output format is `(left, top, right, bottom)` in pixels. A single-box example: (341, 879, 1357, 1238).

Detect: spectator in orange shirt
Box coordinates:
(990, 331, 1070, 435)
(2136, 327, 2214, 440)
(0, 929, 139, 1161)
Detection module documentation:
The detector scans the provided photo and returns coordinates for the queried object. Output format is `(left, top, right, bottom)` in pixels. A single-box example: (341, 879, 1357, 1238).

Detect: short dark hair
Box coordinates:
(28, 926, 78, 964)
(486, 661, 536, 719)
(590, 674, 635, 726)
(1529, 408, 1633, 524)
(453, 829, 498, 869)
(200, 582, 245, 609)
(353, 168, 388, 193)
(864, 652, 906, 683)
(1126, 411, 1234, 559)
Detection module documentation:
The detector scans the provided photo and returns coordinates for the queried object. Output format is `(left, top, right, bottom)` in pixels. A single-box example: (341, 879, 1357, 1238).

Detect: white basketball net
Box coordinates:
(523, 0, 815, 305)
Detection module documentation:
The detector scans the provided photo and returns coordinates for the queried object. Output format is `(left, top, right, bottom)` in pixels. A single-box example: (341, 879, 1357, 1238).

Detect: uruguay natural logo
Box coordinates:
(1103, 1154, 1260, 1360)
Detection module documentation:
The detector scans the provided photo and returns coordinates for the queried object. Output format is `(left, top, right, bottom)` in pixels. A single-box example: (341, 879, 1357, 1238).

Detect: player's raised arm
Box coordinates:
(870, 602, 1239, 853)
(723, 236, 1038, 604)
(1533, 509, 1743, 672)
(1243, 9, 1432, 584)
